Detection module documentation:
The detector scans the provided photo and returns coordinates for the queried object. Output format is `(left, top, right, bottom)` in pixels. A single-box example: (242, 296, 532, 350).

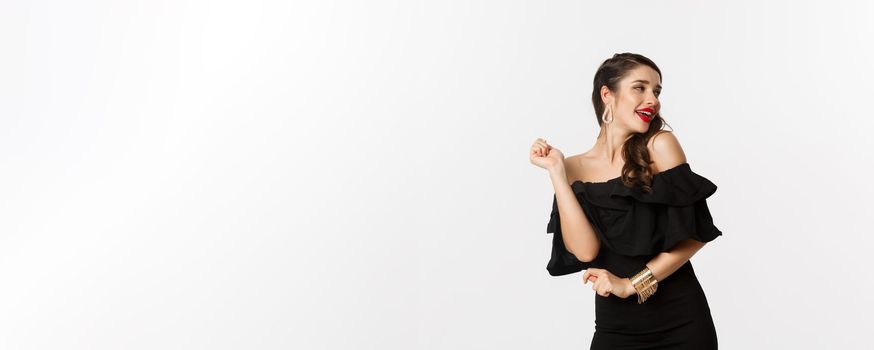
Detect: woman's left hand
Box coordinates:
(582, 268, 635, 299)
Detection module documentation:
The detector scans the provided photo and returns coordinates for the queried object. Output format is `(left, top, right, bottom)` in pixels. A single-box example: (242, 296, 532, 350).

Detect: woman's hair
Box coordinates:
(591, 52, 672, 193)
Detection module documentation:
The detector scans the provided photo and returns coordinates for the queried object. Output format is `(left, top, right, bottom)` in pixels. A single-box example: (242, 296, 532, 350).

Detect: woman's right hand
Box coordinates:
(529, 138, 564, 173)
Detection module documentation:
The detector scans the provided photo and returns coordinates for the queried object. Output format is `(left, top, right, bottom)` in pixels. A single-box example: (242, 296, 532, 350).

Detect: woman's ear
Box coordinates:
(600, 85, 612, 105)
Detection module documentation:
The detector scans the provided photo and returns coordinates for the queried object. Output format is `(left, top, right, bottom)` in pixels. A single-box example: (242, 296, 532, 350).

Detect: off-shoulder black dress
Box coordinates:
(545, 162, 721, 349)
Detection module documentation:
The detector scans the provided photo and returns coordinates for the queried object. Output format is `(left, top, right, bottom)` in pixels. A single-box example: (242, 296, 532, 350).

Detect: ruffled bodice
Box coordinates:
(545, 162, 722, 276)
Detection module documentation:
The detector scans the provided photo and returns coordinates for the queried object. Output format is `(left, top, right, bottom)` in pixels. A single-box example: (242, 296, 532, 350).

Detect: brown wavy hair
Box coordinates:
(591, 52, 672, 193)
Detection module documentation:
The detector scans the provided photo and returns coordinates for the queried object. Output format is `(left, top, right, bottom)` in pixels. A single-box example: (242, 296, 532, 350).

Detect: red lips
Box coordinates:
(636, 108, 654, 114)
(635, 108, 654, 122)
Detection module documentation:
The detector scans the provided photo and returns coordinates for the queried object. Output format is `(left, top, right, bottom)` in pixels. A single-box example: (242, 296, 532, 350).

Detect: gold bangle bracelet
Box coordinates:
(630, 266, 659, 304)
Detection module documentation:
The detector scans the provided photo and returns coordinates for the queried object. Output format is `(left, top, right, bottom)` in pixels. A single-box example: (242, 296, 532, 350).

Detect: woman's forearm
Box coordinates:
(643, 239, 706, 282)
(549, 166, 601, 261)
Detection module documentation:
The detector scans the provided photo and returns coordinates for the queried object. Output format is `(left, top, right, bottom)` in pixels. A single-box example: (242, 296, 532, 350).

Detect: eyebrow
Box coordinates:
(632, 80, 662, 89)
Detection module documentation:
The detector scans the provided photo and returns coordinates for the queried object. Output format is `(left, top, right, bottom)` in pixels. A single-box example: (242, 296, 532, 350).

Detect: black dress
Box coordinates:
(545, 162, 722, 349)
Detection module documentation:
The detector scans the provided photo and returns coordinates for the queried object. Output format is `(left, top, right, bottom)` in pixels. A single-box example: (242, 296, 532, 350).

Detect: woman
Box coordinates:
(529, 53, 722, 349)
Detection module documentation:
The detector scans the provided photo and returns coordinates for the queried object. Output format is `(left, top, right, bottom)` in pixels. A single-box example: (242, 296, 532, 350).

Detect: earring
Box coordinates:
(601, 105, 613, 124)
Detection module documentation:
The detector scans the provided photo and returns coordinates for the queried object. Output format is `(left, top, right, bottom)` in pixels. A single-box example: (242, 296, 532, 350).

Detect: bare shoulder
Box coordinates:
(646, 131, 687, 173)
(562, 152, 588, 182)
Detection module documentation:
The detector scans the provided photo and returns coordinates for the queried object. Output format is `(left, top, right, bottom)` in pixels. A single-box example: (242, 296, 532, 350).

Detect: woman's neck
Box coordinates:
(592, 128, 633, 165)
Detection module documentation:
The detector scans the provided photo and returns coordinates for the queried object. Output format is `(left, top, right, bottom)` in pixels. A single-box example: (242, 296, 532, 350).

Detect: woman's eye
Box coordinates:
(635, 87, 644, 91)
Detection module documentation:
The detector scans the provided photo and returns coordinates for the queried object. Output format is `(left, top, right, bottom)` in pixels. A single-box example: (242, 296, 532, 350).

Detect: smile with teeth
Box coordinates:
(636, 109, 653, 121)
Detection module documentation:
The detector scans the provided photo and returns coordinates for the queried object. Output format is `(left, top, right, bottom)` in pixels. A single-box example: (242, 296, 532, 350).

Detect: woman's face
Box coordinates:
(605, 65, 662, 134)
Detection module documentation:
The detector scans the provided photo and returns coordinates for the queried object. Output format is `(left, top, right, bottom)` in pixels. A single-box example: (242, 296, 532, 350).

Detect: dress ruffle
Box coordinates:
(609, 163, 717, 206)
(545, 162, 722, 276)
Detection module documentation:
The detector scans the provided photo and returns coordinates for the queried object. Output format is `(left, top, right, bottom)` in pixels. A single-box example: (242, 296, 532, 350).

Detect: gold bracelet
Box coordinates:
(630, 266, 658, 304)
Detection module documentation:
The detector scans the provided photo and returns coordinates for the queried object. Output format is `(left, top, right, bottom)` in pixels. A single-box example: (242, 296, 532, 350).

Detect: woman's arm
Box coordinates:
(549, 162, 601, 262)
(612, 239, 705, 297)
(622, 131, 704, 293)
(584, 239, 708, 298)
(642, 238, 705, 281)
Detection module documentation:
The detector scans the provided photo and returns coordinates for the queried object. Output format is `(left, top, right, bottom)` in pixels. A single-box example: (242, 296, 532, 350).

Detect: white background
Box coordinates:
(1, 0, 872, 349)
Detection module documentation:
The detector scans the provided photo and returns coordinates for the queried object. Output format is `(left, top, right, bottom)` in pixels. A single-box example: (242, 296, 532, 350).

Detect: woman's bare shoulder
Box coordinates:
(646, 131, 687, 173)
(563, 151, 594, 181)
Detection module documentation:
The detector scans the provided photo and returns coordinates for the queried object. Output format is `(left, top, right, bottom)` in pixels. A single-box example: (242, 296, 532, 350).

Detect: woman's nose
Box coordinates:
(645, 93, 658, 106)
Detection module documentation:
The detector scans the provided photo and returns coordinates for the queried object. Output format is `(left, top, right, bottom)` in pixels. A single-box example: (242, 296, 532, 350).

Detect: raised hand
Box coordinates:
(529, 138, 564, 172)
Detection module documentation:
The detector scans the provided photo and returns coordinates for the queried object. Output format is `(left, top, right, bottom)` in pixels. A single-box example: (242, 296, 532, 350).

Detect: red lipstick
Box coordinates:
(635, 108, 654, 123)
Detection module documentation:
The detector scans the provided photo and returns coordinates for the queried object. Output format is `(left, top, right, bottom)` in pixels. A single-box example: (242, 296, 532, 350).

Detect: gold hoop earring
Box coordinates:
(601, 105, 613, 125)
